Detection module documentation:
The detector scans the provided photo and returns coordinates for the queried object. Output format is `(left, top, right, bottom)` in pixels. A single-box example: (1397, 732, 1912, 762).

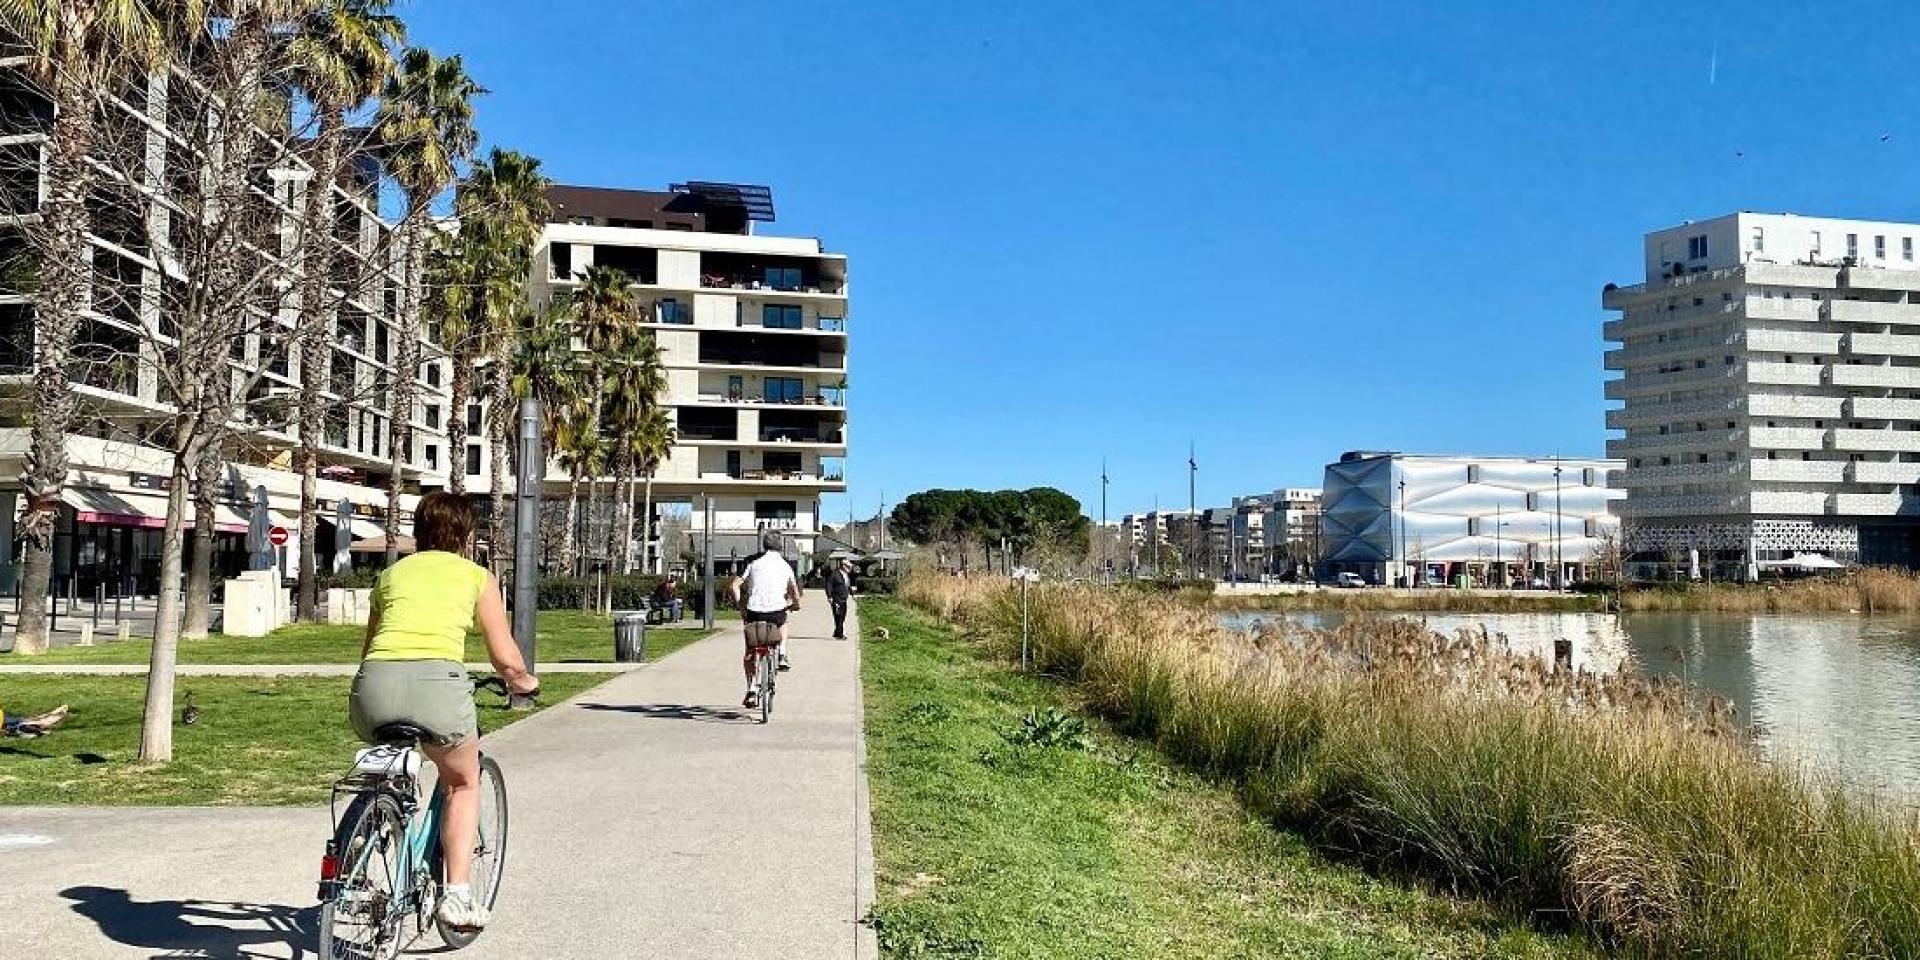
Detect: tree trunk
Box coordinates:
(13, 52, 100, 655)
(182, 442, 220, 639)
(386, 219, 425, 566)
(584, 473, 601, 613)
(618, 469, 637, 574)
(560, 462, 582, 575)
(294, 116, 343, 621)
(141, 438, 202, 762)
(487, 356, 513, 574)
(641, 470, 655, 575)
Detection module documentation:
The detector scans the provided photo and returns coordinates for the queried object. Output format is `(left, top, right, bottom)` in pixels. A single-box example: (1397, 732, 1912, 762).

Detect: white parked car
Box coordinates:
(1334, 572, 1367, 589)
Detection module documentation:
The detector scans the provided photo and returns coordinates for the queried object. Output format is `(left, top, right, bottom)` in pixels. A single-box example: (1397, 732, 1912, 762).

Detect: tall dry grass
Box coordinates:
(901, 572, 1920, 957)
(1622, 567, 1920, 613)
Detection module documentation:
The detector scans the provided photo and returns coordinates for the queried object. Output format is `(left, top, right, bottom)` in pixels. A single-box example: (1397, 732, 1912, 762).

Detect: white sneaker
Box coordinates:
(437, 885, 489, 932)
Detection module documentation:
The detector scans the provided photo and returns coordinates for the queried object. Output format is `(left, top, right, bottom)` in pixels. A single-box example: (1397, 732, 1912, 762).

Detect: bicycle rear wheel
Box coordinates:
(320, 792, 408, 960)
(437, 754, 508, 949)
(757, 650, 775, 724)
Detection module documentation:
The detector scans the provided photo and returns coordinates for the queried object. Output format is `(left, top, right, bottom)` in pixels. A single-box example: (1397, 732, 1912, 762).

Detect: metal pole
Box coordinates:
(1187, 443, 1197, 581)
(1495, 504, 1502, 588)
(1554, 463, 1564, 589)
(1100, 460, 1109, 586)
(1020, 576, 1030, 671)
(511, 397, 542, 707)
(1397, 479, 1407, 587)
(701, 497, 715, 630)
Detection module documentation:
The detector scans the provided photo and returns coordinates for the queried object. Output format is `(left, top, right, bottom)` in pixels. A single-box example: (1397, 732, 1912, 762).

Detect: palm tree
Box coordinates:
(0, 1, 172, 653)
(373, 46, 479, 564)
(509, 301, 582, 567)
(288, 0, 402, 619)
(601, 324, 667, 572)
(627, 406, 675, 574)
(558, 265, 636, 575)
(453, 149, 550, 566)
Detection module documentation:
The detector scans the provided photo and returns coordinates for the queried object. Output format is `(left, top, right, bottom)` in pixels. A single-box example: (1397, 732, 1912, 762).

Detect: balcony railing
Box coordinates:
(700, 273, 846, 296)
(760, 428, 845, 444)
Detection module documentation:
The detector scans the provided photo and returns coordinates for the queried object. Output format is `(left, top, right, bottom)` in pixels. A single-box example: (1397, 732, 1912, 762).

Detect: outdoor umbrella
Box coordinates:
(249, 485, 274, 571)
(333, 498, 353, 574)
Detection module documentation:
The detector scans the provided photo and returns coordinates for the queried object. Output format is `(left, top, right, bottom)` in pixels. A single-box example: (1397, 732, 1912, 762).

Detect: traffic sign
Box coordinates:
(267, 525, 289, 547)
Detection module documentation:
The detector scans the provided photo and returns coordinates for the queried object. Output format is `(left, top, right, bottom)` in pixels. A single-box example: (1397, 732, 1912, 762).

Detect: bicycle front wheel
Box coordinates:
(320, 792, 408, 960)
(437, 754, 508, 949)
(758, 651, 775, 724)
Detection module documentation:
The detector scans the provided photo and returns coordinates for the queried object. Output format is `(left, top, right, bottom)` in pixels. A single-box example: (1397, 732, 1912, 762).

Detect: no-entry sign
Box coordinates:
(267, 525, 289, 547)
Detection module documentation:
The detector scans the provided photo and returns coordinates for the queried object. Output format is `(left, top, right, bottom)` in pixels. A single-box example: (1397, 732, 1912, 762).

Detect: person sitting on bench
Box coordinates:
(2, 704, 70, 738)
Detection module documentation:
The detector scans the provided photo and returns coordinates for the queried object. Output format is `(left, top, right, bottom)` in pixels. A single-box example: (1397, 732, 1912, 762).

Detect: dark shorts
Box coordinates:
(742, 608, 788, 627)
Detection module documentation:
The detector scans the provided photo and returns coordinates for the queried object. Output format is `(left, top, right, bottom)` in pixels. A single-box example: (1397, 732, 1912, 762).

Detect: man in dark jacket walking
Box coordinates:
(826, 558, 854, 640)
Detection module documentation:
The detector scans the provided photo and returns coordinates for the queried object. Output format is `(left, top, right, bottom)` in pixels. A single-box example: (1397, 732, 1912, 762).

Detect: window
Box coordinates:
(424, 444, 438, 470)
(1906, 237, 1914, 262)
(726, 450, 742, 478)
(764, 266, 803, 291)
(466, 404, 482, 437)
(762, 377, 805, 404)
(1466, 464, 1481, 483)
(1849, 233, 1860, 259)
(1525, 492, 1539, 510)
(726, 374, 744, 400)
(1583, 467, 1597, 486)
(1878, 235, 1888, 259)
(762, 304, 803, 329)
(1688, 235, 1708, 260)
(1811, 231, 1823, 256)
(1467, 517, 1482, 535)
(754, 500, 797, 523)
(1751, 226, 1765, 253)
(466, 445, 482, 476)
(658, 298, 689, 324)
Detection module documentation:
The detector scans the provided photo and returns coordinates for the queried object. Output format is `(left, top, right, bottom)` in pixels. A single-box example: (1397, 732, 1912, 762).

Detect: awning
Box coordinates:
(62, 488, 249, 534)
(350, 534, 416, 554)
(320, 515, 387, 539)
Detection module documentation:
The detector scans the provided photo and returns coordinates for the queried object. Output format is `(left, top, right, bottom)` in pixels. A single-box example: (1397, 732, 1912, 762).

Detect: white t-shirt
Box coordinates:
(741, 551, 797, 613)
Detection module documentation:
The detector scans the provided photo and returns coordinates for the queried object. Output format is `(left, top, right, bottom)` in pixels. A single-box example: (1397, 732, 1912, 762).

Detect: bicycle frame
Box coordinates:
(322, 748, 461, 929)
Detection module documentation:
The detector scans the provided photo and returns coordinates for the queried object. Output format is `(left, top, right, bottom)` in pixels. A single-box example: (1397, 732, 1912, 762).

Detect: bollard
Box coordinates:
(93, 583, 102, 628)
(1553, 638, 1573, 672)
(75, 622, 94, 647)
(115, 593, 122, 624)
(614, 613, 647, 663)
(116, 622, 131, 643)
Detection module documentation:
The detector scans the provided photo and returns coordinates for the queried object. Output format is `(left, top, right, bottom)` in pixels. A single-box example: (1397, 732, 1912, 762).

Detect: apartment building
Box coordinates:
(0, 56, 442, 597)
(1228, 495, 1268, 578)
(1321, 452, 1622, 587)
(1261, 487, 1323, 576)
(505, 182, 847, 572)
(1603, 212, 1920, 576)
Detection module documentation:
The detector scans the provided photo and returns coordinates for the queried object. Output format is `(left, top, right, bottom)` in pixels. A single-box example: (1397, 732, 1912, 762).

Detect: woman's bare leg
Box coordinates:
(424, 737, 481, 885)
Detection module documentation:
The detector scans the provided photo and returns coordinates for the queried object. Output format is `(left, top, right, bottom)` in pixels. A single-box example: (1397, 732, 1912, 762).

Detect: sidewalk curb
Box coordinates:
(852, 598, 880, 960)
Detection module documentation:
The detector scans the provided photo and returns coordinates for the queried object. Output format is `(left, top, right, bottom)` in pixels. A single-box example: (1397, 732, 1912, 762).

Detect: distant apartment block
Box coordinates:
(506, 182, 848, 571)
(1321, 452, 1622, 587)
(1259, 487, 1323, 576)
(1604, 212, 1920, 576)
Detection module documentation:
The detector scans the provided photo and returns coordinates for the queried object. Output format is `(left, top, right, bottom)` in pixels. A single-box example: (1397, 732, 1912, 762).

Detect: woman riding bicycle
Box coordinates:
(349, 492, 538, 933)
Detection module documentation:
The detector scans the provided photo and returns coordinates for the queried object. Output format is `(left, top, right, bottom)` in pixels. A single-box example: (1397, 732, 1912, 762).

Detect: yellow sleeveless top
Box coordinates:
(365, 551, 488, 663)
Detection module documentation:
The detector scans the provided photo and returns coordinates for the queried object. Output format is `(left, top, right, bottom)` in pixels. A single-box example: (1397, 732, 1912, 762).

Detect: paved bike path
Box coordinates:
(0, 592, 877, 959)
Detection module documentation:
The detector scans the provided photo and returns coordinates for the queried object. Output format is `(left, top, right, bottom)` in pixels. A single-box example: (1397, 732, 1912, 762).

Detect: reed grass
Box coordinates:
(1209, 590, 1601, 614)
(1620, 567, 1920, 613)
(902, 572, 1920, 958)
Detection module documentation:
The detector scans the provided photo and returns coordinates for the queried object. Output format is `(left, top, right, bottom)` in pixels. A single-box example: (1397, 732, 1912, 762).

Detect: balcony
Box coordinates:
(1848, 461, 1920, 484)
(699, 253, 846, 297)
(1829, 364, 1920, 390)
(1842, 265, 1920, 293)
(696, 330, 845, 370)
(1620, 461, 1743, 484)
(1605, 395, 1739, 429)
(1831, 428, 1920, 453)
(1848, 397, 1920, 420)
(1847, 332, 1920, 357)
(1826, 299, 1920, 325)
(1617, 493, 1746, 518)
(1833, 492, 1920, 516)
(1744, 297, 1822, 323)
(1746, 262, 1840, 289)
(1749, 459, 1845, 483)
(1749, 393, 1843, 419)
(1750, 490, 1832, 515)
(1749, 426, 1825, 450)
(1608, 430, 1741, 455)
(1746, 362, 1823, 387)
(1746, 328, 1841, 353)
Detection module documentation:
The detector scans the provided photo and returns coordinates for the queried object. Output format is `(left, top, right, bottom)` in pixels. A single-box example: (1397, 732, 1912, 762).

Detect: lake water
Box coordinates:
(1217, 610, 1920, 794)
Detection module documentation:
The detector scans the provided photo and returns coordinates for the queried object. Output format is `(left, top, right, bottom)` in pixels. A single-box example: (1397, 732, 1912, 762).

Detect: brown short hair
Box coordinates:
(414, 492, 474, 554)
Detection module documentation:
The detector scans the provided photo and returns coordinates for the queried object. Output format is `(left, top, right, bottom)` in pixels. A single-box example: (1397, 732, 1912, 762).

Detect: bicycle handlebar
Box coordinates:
(471, 675, 540, 700)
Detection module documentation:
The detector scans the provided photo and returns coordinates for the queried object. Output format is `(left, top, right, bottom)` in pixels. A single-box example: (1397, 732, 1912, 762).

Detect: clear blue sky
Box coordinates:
(400, 0, 1920, 522)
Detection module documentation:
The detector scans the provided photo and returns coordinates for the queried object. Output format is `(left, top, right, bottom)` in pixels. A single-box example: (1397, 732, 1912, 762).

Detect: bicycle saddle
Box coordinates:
(372, 721, 433, 744)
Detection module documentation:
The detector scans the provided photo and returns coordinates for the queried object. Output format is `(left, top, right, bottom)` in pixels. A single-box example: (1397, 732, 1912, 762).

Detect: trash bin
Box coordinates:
(614, 613, 647, 663)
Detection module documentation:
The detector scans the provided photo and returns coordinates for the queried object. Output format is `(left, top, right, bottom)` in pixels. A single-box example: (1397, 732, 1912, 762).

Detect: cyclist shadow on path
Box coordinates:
(579, 702, 753, 724)
(61, 885, 318, 959)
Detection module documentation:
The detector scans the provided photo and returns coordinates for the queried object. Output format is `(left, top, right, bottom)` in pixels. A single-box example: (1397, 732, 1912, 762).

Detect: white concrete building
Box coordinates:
(509, 183, 848, 573)
(0, 54, 441, 598)
(1604, 212, 1920, 575)
(1260, 487, 1323, 576)
(1321, 452, 1622, 587)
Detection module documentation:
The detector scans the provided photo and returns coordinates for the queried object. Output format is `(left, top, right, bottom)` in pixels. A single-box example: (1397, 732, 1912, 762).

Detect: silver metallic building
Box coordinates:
(1320, 451, 1624, 587)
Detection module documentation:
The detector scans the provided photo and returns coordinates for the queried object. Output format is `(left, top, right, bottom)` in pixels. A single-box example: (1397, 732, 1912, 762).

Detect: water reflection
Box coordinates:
(1218, 609, 1920, 793)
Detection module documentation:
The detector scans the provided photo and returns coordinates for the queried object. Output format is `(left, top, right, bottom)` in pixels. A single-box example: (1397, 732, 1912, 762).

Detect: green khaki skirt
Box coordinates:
(348, 659, 476, 747)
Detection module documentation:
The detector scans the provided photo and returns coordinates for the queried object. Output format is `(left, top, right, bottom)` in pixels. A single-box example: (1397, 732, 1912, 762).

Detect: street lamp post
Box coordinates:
(1396, 478, 1407, 587)
(1494, 504, 1503, 588)
(1100, 460, 1110, 586)
(1187, 443, 1198, 582)
(1553, 463, 1564, 589)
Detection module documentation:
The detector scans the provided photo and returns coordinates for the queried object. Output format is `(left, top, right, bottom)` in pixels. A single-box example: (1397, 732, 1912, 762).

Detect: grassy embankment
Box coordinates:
(5, 609, 713, 665)
(862, 598, 1593, 959)
(0, 671, 612, 805)
(901, 574, 1920, 958)
(1617, 567, 1920, 613)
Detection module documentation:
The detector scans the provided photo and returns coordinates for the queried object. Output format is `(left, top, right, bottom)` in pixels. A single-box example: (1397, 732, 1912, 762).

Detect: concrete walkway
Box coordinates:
(0, 591, 877, 959)
(0, 660, 646, 676)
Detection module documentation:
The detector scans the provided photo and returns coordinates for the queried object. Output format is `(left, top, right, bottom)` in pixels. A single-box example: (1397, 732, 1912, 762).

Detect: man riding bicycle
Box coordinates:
(729, 529, 801, 708)
(349, 493, 538, 933)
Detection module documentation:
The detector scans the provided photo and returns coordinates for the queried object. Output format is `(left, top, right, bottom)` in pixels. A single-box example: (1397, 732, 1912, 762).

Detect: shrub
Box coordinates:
(898, 571, 1920, 956)
(855, 575, 899, 596)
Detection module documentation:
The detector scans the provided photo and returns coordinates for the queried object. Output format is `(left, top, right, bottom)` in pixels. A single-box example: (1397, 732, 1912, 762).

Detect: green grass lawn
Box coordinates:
(860, 599, 1599, 960)
(0, 671, 614, 806)
(5, 609, 714, 666)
